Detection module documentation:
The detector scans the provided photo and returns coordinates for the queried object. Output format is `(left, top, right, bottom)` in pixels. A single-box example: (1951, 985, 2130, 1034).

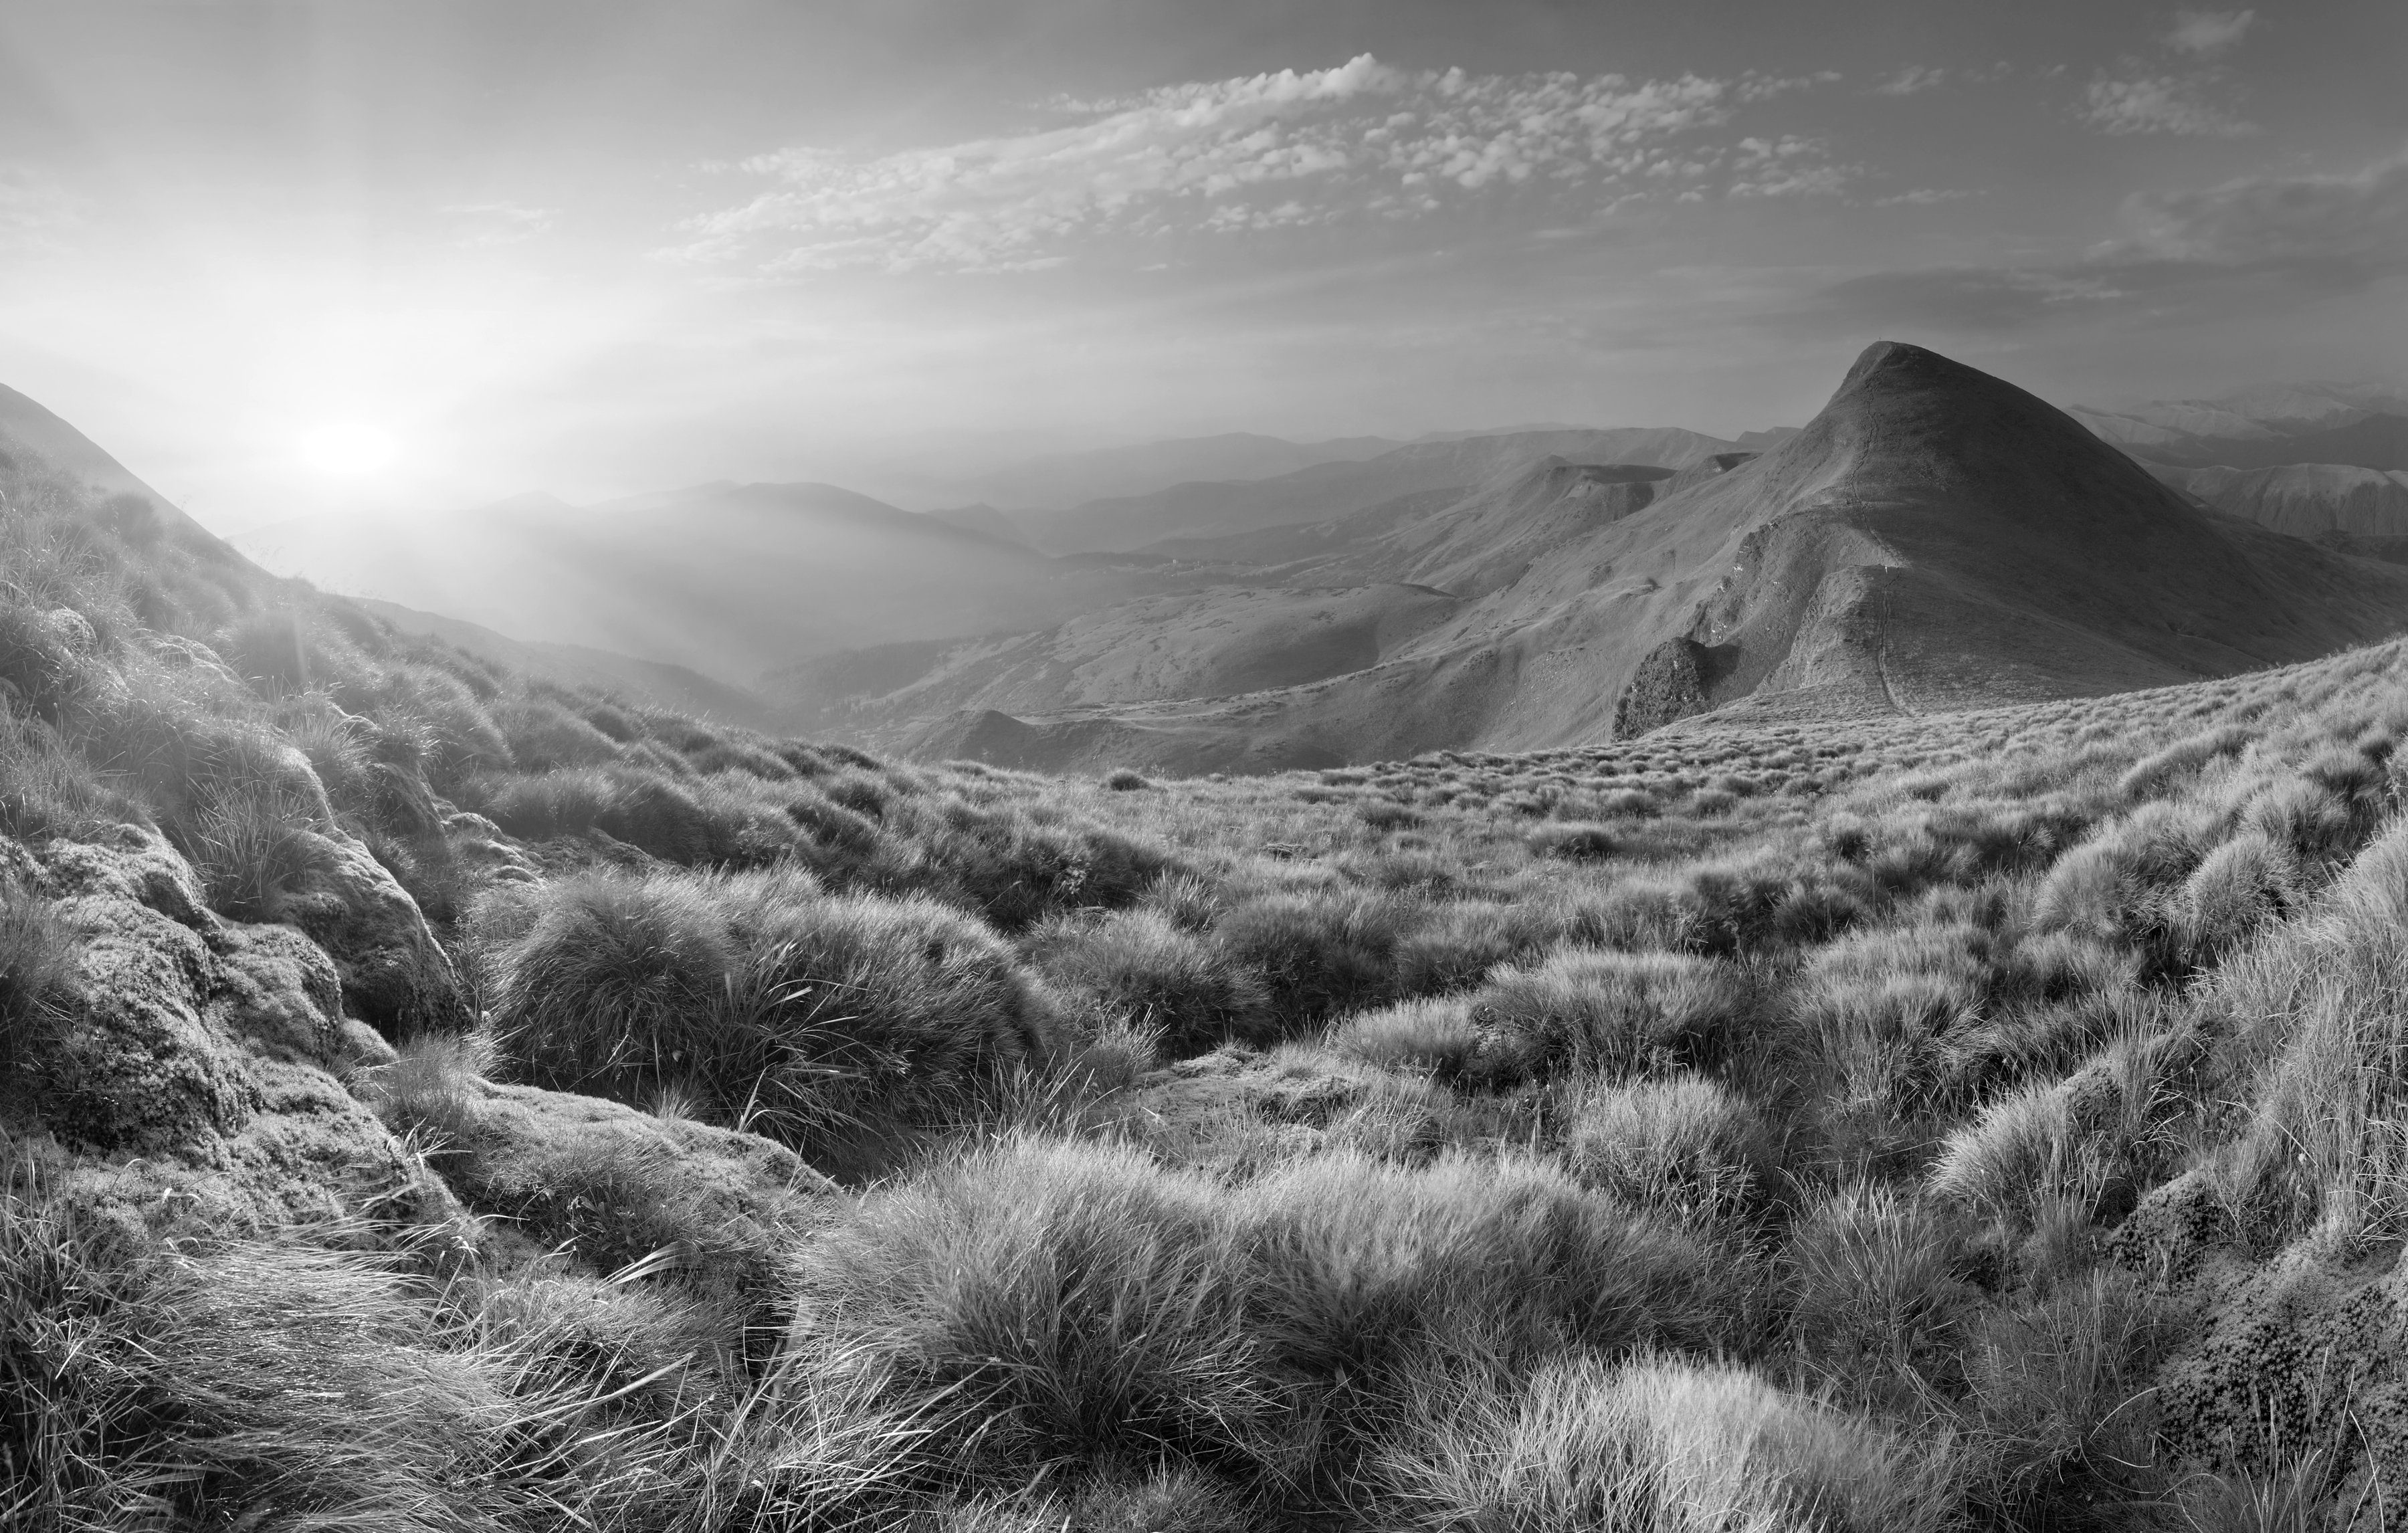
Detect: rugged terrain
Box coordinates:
(784, 344, 2408, 775)
(20, 353, 2408, 1531)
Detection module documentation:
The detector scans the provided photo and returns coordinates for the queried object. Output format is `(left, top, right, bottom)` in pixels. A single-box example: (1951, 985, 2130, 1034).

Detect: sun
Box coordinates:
(298, 421, 401, 476)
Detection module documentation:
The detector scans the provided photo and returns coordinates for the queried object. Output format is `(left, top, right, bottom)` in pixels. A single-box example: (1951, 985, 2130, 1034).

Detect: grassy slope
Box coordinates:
(14, 429, 2408, 1529)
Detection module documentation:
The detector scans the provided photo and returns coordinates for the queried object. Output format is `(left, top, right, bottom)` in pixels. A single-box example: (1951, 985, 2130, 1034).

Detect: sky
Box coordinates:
(1, 0, 2403, 529)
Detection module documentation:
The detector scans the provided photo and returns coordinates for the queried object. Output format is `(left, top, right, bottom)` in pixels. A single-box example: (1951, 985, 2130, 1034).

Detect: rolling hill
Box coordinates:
(851, 342, 2408, 775)
(1012, 426, 1746, 554)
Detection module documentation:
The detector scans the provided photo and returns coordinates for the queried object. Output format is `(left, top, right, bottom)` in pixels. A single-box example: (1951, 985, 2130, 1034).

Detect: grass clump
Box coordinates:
(486, 867, 1051, 1157)
(788, 1135, 1284, 1479)
(1464, 948, 1750, 1088)
(1032, 907, 1271, 1057)
(1377, 1354, 1960, 1533)
(1555, 1073, 1780, 1227)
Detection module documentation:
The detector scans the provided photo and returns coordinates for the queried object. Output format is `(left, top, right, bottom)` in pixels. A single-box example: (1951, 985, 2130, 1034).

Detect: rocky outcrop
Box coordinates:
(1613, 637, 1720, 738)
(372, 1069, 829, 1317)
(5, 825, 442, 1236)
(264, 825, 474, 1037)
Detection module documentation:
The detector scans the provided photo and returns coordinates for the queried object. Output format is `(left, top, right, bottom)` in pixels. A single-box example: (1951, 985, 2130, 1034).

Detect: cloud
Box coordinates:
(1783, 146, 2408, 336)
(1872, 65, 1947, 96)
(445, 203, 557, 248)
(674, 55, 1855, 274)
(2166, 9, 2256, 56)
(2111, 145, 2408, 270)
(2079, 74, 2255, 137)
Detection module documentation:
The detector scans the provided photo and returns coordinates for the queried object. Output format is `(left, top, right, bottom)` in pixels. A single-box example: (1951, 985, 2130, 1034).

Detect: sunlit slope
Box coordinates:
(237, 480, 1144, 682)
(898, 342, 2408, 775)
(0, 381, 236, 550)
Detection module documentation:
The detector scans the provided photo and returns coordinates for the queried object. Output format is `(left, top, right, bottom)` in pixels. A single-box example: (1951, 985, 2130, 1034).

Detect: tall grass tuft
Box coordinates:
(1466, 948, 1749, 1088)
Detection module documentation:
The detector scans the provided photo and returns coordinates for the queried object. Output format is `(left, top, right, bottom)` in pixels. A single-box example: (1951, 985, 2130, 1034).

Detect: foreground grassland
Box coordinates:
(11, 450, 2408, 1531)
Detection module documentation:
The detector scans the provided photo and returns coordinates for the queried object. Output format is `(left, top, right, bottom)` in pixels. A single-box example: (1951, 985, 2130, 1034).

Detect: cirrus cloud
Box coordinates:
(2166, 9, 2256, 57)
(2080, 74, 2256, 138)
(671, 54, 1855, 275)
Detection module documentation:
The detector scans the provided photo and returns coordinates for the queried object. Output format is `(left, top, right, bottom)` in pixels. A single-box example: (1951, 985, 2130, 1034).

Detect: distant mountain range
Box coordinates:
(2072, 381, 2408, 542)
(1007, 426, 1754, 554)
(13, 358, 2408, 779)
(775, 346, 2408, 775)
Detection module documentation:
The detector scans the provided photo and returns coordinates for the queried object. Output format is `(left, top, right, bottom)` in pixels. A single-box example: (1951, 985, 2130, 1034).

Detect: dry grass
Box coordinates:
(18, 442, 2408, 1527)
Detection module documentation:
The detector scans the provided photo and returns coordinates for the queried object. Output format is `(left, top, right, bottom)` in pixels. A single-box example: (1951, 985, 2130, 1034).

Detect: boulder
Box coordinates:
(266, 825, 474, 1037)
(373, 1070, 828, 1314)
(5, 826, 443, 1236)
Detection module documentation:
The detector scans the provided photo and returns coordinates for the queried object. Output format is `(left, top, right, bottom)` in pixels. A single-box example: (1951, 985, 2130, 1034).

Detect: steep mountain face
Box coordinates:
(236, 480, 1155, 682)
(893, 343, 2408, 775)
(2153, 463, 2408, 539)
(1013, 426, 1743, 554)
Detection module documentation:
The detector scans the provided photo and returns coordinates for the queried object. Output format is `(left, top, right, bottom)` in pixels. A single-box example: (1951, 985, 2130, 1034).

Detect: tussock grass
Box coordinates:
(1466, 948, 1750, 1088)
(1031, 906, 1270, 1056)
(1556, 1072, 1779, 1227)
(1377, 1354, 1961, 1533)
(486, 868, 1052, 1154)
(23, 433, 2408, 1527)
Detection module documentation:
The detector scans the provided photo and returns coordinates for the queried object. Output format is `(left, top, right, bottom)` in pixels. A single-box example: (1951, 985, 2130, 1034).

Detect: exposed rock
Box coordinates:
(379, 1073, 828, 1310)
(444, 809, 542, 885)
(5, 826, 441, 1235)
(266, 825, 474, 1037)
(1614, 637, 1719, 738)
(2146, 1235, 2408, 1512)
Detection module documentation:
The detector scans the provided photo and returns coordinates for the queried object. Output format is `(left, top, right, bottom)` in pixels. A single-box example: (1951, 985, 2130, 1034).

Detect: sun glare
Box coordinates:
(298, 421, 401, 476)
